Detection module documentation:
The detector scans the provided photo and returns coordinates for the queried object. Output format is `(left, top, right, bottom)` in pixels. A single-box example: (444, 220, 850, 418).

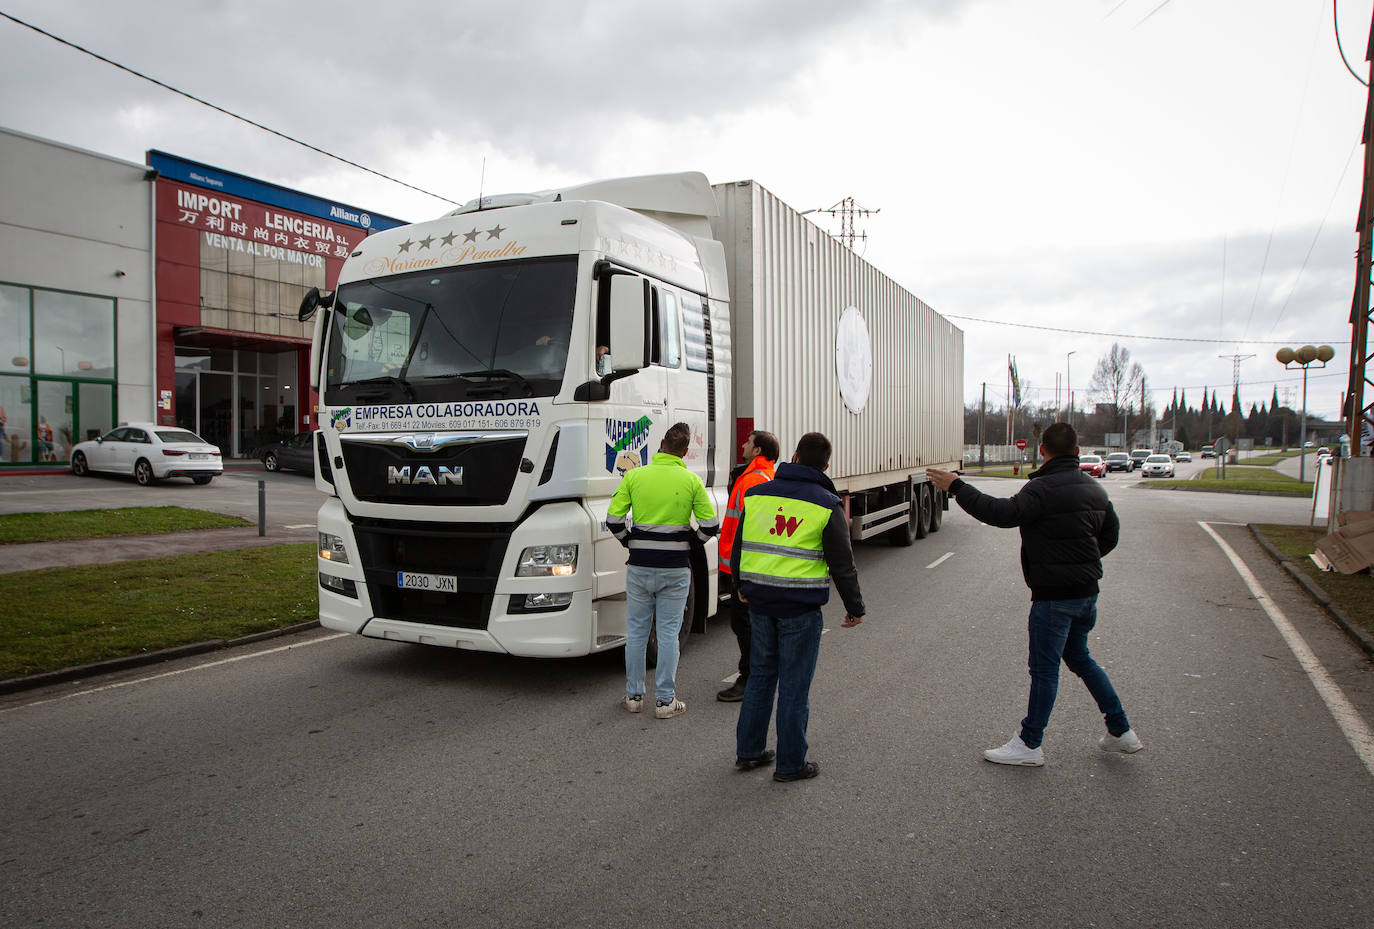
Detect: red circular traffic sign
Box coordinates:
(1015, 438, 1027, 449)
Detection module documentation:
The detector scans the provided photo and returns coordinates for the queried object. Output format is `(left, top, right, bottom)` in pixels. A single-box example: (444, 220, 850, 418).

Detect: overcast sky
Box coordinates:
(2, 0, 1370, 425)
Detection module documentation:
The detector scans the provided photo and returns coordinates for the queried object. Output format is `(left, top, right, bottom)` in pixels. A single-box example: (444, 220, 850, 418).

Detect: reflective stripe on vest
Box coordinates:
(737, 493, 831, 586)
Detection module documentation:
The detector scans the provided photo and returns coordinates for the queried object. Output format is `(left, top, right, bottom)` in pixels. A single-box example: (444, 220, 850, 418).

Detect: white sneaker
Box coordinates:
(654, 698, 686, 719)
(1099, 729, 1143, 753)
(621, 694, 643, 714)
(983, 734, 1044, 766)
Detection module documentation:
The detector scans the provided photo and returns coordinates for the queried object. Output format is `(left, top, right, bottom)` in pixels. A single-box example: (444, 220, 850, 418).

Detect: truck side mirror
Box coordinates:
(298, 287, 335, 322)
(608, 274, 649, 371)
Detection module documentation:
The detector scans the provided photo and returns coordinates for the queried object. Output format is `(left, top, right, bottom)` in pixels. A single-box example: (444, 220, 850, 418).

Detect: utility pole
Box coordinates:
(979, 382, 986, 469)
(1219, 353, 1254, 448)
(1346, 12, 1374, 454)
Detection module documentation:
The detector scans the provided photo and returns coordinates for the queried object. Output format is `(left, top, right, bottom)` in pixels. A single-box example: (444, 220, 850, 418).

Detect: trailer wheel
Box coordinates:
(929, 490, 944, 533)
(914, 483, 933, 539)
(888, 483, 918, 547)
(646, 573, 697, 669)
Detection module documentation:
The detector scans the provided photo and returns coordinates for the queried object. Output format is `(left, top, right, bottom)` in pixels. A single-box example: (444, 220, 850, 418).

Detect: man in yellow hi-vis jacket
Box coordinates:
(730, 432, 866, 781)
(606, 422, 719, 719)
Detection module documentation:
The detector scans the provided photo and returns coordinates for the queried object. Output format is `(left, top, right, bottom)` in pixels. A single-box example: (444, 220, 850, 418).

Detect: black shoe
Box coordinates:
(772, 761, 820, 782)
(717, 680, 748, 702)
(735, 749, 776, 770)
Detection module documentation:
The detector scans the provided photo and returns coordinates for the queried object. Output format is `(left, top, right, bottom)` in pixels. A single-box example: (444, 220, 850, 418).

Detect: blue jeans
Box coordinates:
(1020, 596, 1130, 749)
(624, 565, 691, 704)
(735, 608, 823, 774)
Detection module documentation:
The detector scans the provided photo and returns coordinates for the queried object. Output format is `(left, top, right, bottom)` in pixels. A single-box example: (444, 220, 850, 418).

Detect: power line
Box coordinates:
(943, 313, 1348, 345)
(1269, 139, 1361, 334)
(1334, 0, 1370, 87)
(0, 10, 462, 206)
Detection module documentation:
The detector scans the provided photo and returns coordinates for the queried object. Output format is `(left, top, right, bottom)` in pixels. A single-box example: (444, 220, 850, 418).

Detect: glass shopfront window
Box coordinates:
(34, 291, 116, 379)
(0, 284, 31, 374)
(0, 282, 116, 466)
(175, 345, 300, 457)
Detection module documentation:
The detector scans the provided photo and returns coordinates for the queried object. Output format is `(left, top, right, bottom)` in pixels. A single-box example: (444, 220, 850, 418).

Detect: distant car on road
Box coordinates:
(1176, 451, 1192, 462)
(1105, 452, 1133, 472)
(70, 423, 222, 486)
(1079, 454, 1106, 478)
(256, 431, 317, 475)
(1200, 445, 1216, 459)
(1141, 454, 1175, 478)
(1129, 449, 1152, 469)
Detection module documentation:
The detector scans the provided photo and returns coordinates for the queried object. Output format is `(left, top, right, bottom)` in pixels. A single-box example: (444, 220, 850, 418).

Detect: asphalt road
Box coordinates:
(2, 475, 1372, 928)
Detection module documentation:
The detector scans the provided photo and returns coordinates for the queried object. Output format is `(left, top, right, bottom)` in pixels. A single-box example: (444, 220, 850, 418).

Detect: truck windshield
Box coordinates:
(324, 256, 577, 404)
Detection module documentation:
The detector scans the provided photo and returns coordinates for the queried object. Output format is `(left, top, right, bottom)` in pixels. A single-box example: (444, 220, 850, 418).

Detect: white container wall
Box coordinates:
(712, 180, 963, 488)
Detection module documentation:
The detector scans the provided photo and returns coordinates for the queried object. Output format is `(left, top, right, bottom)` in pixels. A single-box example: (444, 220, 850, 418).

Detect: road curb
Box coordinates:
(0, 619, 320, 695)
(1247, 524, 1374, 660)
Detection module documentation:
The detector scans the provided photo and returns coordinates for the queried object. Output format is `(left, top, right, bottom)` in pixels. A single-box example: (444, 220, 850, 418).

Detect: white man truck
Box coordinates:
(301, 173, 962, 657)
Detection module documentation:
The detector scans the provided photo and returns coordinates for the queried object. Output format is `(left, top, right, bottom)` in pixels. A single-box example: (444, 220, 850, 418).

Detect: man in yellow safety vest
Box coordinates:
(730, 432, 866, 781)
(606, 422, 719, 719)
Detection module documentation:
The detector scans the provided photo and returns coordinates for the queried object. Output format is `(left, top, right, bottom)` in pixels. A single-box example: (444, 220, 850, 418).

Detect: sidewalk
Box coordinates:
(0, 525, 316, 574)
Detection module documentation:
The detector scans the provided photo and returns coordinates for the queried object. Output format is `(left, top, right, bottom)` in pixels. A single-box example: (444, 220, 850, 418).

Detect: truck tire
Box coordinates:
(929, 489, 944, 532)
(646, 574, 697, 669)
(914, 483, 933, 539)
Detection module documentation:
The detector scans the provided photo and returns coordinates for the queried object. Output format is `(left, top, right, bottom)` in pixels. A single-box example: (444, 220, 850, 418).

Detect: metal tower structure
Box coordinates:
(816, 197, 880, 250)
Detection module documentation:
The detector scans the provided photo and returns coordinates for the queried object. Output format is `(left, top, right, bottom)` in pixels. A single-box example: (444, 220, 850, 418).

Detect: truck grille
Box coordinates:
(340, 433, 526, 506)
(353, 519, 511, 629)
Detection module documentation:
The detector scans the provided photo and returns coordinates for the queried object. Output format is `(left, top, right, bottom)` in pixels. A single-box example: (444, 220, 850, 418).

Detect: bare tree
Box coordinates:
(1089, 342, 1146, 419)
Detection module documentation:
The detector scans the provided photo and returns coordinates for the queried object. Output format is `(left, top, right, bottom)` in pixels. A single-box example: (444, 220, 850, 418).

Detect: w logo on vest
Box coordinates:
(771, 509, 803, 537)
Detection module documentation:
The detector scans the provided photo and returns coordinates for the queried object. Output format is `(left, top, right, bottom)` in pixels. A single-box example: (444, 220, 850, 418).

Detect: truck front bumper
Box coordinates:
(315, 497, 612, 658)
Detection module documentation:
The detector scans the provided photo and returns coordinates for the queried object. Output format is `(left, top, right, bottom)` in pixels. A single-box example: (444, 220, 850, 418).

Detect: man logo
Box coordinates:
(771, 508, 803, 537)
(388, 465, 463, 486)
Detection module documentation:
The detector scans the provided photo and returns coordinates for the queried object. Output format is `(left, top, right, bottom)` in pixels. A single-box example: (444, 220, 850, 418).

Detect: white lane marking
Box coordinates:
(2, 633, 349, 714)
(284, 524, 316, 529)
(926, 552, 955, 569)
(1198, 520, 1374, 781)
(721, 672, 741, 684)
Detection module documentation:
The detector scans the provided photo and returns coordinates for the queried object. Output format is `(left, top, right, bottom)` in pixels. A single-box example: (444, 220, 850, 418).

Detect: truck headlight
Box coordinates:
(319, 532, 350, 564)
(516, 544, 578, 577)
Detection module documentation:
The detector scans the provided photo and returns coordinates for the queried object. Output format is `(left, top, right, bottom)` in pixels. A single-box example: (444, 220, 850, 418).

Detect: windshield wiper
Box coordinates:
(348, 375, 415, 402)
(456, 369, 533, 397)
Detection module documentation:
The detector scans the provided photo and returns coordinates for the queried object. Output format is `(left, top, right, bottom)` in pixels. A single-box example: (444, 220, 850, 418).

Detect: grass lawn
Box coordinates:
(0, 507, 250, 544)
(1252, 524, 1374, 638)
(1242, 451, 1303, 466)
(0, 544, 317, 680)
(1142, 467, 1311, 496)
(961, 466, 1029, 479)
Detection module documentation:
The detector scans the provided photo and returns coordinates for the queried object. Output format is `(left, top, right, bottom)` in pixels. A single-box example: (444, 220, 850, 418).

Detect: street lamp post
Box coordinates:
(1276, 345, 1335, 484)
(1065, 351, 1076, 426)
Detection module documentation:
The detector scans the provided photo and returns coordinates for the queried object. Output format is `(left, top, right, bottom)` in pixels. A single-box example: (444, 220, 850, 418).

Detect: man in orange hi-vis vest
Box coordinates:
(715, 430, 779, 702)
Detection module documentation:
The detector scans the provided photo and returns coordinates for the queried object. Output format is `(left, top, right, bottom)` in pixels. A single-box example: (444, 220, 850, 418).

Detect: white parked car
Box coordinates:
(70, 423, 223, 486)
(1140, 454, 1175, 478)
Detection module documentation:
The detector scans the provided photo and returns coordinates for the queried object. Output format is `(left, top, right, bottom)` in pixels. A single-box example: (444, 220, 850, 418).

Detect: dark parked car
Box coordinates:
(258, 431, 316, 474)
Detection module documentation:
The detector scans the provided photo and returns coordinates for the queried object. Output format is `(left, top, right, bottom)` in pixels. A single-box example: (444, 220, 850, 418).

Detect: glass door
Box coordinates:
(175, 371, 199, 433)
(35, 380, 73, 463)
(76, 382, 114, 444)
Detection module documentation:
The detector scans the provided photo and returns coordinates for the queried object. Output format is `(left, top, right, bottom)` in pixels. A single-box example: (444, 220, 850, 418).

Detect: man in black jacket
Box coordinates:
(926, 422, 1141, 766)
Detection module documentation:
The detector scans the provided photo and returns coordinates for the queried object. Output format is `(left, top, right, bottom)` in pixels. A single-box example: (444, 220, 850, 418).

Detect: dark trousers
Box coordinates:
(728, 587, 751, 682)
(1020, 595, 1129, 749)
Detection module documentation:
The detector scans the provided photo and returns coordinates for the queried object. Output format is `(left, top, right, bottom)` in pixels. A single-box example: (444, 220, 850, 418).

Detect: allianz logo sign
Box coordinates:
(387, 465, 463, 485)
